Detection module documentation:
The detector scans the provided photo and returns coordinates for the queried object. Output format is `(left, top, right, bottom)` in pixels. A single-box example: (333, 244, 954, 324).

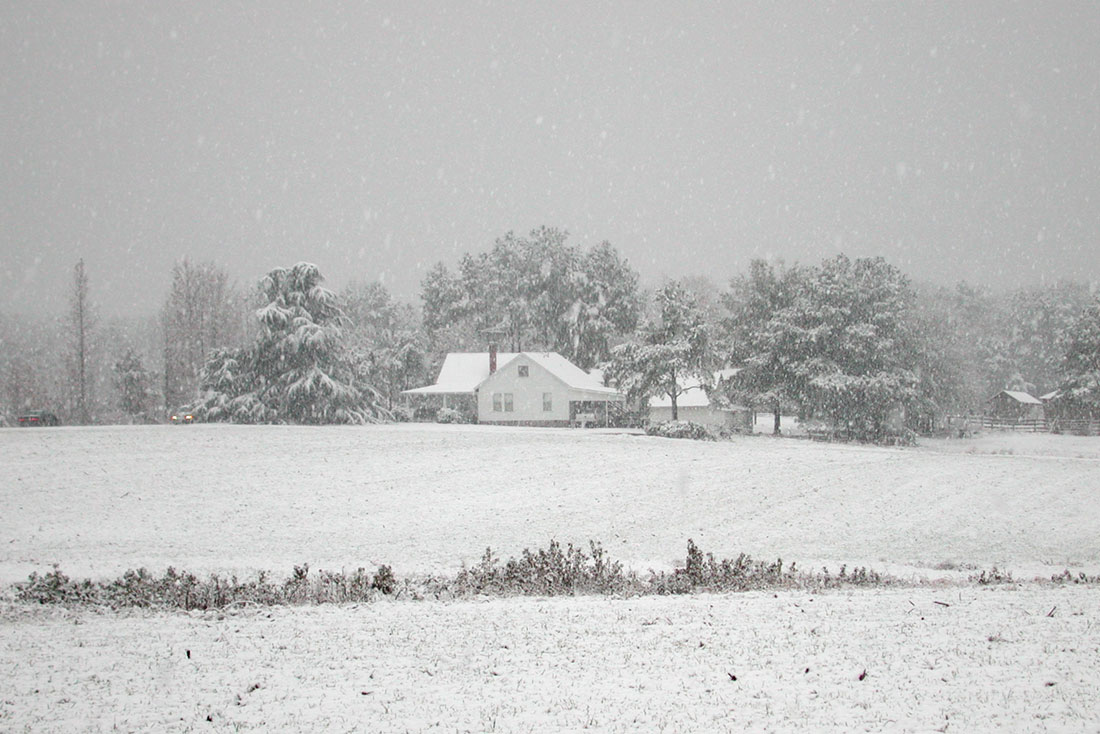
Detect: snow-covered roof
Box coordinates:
(997, 390, 1043, 405)
(519, 352, 620, 395)
(402, 351, 618, 396)
(649, 380, 713, 409)
(647, 370, 748, 410)
(402, 352, 518, 395)
(1039, 390, 1061, 401)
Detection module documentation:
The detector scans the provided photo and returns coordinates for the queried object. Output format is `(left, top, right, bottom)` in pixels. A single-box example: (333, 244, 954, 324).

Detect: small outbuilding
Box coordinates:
(648, 373, 753, 432)
(986, 390, 1044, 422)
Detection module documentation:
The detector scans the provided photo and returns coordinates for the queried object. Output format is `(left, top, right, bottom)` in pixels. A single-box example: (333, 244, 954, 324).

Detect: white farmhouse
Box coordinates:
(403, 350, 623, 426)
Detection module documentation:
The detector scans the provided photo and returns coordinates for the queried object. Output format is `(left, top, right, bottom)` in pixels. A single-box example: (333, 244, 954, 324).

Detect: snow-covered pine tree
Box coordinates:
(194, 263, 389, 424)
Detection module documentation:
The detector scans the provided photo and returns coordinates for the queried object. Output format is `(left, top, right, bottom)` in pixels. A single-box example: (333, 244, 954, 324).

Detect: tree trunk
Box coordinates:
(773, 404, 781, 434)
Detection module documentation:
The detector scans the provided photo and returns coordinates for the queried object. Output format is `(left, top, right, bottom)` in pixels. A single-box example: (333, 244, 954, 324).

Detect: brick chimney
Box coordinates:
(489, 342, 498, 374)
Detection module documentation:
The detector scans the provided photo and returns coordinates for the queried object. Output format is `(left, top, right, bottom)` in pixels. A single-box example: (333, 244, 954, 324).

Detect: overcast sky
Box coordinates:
(3, 1, 1099, 318)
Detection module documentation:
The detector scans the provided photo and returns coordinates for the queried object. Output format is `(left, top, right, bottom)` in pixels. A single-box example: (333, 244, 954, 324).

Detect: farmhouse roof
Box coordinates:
(402, 352, 518, 394)
(996, 390, 1043, 405)
(402, 351, 617, 396)
(519, 352, 619, 395)
(1040, 390, 1061, 401)
(649, 378, 712, 408)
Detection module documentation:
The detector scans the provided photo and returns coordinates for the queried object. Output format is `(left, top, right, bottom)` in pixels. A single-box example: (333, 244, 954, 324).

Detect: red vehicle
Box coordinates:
(17, 411, 61, 427)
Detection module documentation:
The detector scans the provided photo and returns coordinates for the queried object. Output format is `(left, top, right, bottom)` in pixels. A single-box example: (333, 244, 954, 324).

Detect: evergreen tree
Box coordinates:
(194, 263, 388, 424)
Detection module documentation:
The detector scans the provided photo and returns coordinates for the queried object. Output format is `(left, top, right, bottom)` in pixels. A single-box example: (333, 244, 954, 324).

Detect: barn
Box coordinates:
(403, 350, 623, 426)
(986, 390, 1044, 422)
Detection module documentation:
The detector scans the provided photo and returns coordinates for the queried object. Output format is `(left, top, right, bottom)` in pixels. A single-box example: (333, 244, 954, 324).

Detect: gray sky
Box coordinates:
(3, 1, 1099, 318)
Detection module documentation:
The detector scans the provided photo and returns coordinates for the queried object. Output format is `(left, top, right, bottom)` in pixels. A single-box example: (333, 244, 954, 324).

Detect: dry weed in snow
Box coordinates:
(1, 587, 1098, 732)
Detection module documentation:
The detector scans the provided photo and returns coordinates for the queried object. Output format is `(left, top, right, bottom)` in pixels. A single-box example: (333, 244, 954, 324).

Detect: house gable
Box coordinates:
(477, 354, 572, 424)
(475, 352, 623, 424)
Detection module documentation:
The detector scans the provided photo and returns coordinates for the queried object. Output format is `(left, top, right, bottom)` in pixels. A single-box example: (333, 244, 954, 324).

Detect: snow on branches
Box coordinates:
(194, 263, 389, 425)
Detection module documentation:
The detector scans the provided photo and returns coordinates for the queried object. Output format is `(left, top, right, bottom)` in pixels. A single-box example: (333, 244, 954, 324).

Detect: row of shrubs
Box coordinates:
(645, 419, 917, 445)
(14, 539, 1094, 610)
(13, 540, 896, 610)
(15, 563, 397, 609)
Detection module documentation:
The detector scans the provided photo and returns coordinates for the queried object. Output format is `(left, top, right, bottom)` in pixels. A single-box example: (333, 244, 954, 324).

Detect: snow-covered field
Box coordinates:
(2, 424, 1099, 731)
(3, 587, 1098, 732)
(2, 423, 1098, 582)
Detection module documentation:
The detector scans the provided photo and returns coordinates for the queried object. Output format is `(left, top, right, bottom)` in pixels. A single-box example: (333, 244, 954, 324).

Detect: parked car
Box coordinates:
(169, 410, 195, 425)
(17, 411, 61, 427)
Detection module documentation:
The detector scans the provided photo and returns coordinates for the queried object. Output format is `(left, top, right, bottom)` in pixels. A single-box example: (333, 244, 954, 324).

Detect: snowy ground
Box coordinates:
(2, 424, 1100, 731)
(2, 423, 1098, 583)
(2, 586, 1098, 732)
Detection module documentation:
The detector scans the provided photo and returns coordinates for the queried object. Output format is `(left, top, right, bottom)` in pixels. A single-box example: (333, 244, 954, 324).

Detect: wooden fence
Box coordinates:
(947, 415, 1100, 435)
(977, 417, 1048, 432)
(1049, 418, 1100, 436)
(945, 415, 1046, 433)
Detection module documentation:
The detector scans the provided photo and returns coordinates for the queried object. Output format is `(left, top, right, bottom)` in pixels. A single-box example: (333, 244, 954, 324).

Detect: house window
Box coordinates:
(504, 393, 514, 412)
(492, 393, 502, 412)
(518, 365, 529, 377)
(543, 392, 553, 412)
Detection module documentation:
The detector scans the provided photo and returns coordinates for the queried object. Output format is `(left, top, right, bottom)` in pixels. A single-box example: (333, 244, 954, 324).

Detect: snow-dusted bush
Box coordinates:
(436, 407, 466, 424)
(970, 567, 1014, 585)
(645, 420, 713, 441)
(451, 541, 630, 596)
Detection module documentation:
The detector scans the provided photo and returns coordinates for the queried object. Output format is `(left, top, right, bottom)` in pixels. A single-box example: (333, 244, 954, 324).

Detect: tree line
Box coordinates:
(1, 227, 1098, 434)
